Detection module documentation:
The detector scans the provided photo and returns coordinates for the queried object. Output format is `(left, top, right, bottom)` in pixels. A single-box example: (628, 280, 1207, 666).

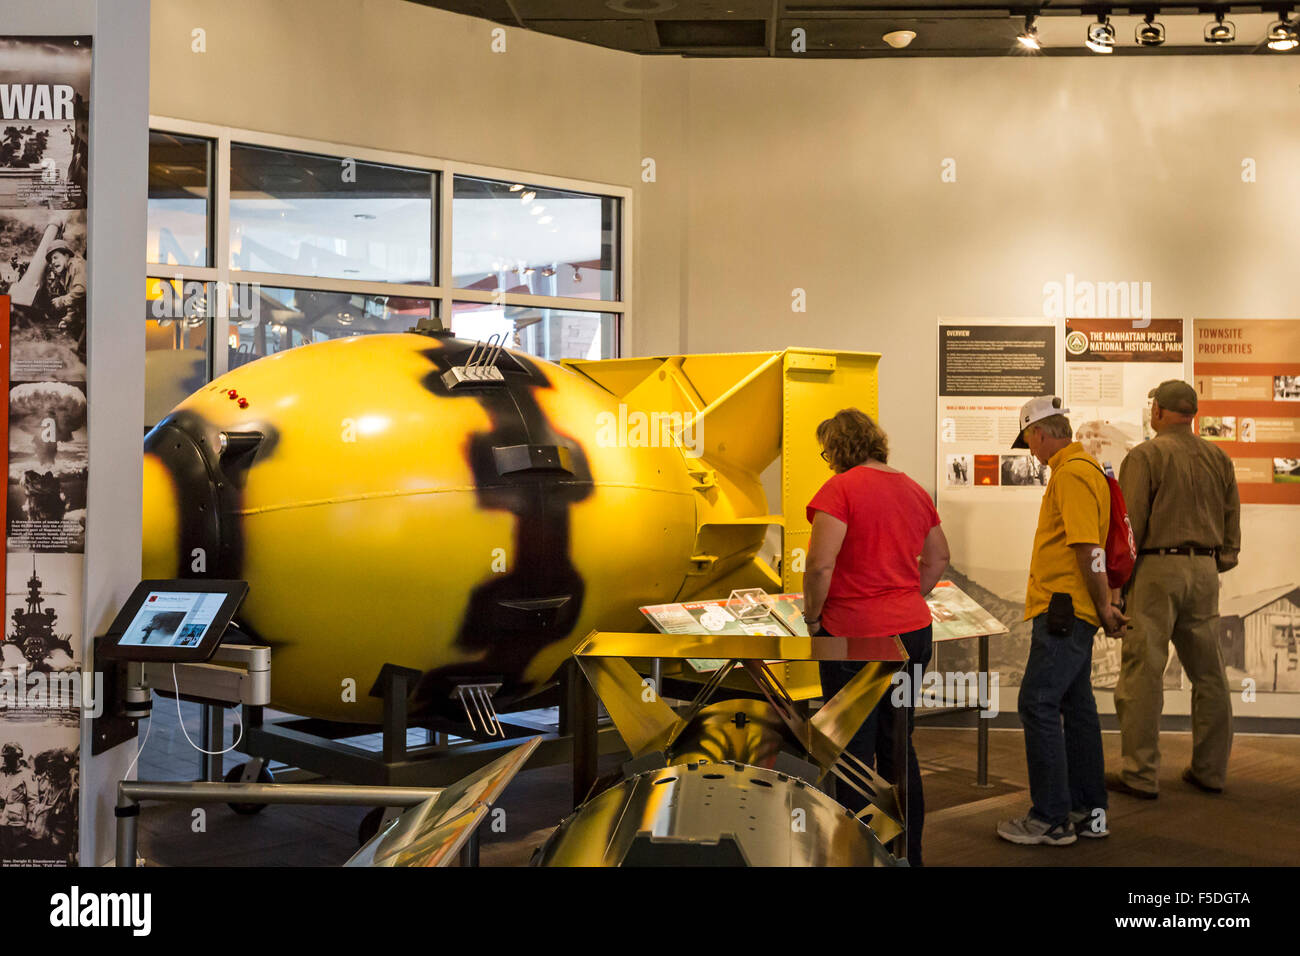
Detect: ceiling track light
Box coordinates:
(1135, 11, 1166, 46)
(1204, 10, 1236, 43)
(1017, 13, 1041, 50)
(1267, 9, 1299, 50)
(1086, 13, 1116, 53)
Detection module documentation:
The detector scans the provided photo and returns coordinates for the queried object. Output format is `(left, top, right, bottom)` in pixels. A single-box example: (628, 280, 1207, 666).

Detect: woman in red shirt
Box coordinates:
(804, 408, 950, 865)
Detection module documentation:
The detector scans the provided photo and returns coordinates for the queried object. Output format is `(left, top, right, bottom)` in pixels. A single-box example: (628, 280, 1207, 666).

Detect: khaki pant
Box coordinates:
(1114, 554, 1233, 791)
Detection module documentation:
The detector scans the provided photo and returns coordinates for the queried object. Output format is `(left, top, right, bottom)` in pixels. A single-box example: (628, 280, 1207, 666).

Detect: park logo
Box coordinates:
(1065, 330, 1089, 356)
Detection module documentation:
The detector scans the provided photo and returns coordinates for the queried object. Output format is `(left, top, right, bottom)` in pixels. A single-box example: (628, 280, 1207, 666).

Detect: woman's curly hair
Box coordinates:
(816, 408, 889, 473)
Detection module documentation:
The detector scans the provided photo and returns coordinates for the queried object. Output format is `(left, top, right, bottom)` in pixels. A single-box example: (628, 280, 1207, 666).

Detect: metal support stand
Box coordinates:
(200, 703, 223, 782)
(239, 667, 626, 790)
(892, 692, 910, 864)
(372, 664, 422, 765)
(565, 660, 598, 807)
(459, 828, 480, 867)
(976, 634, 991, 788)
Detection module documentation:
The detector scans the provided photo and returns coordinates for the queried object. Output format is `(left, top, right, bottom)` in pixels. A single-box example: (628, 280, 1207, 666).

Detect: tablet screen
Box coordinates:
(116, 590, 230, 649)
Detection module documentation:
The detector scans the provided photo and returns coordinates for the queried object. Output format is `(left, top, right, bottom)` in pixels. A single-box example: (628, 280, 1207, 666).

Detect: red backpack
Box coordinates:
(1080, 458, 1137, 589)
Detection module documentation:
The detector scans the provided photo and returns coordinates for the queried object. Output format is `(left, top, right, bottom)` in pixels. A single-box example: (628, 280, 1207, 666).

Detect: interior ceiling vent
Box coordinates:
(656, 18, 766, 47)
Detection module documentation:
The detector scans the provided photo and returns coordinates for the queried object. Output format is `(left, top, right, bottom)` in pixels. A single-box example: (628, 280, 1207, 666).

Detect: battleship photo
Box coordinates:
(5, 555, 74, 673)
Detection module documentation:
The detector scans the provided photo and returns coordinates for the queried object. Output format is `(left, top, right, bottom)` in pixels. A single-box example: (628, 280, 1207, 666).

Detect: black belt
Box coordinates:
(1138, 547, 1217, 557)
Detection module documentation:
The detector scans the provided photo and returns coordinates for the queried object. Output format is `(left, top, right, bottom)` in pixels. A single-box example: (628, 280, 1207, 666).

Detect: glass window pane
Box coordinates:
(229, 144, 434, 284)
(451, 301, 617, 362)
(145, 278, 211, 428)
(147, 131, 211, 267)
(452, 176, 619, 302)
(228, 286, 433, 369)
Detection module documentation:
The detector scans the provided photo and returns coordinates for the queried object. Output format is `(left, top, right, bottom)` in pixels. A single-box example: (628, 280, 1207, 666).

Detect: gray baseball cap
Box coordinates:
(1148, 380, 1198, 415)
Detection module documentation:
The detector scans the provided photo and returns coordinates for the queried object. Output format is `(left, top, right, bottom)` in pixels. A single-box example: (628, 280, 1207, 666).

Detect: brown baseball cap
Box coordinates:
(1148, 380, 1198, 415)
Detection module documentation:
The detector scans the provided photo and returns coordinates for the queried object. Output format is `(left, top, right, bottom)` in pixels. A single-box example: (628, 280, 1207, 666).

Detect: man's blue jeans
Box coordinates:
(1017, 612, 1108, 826)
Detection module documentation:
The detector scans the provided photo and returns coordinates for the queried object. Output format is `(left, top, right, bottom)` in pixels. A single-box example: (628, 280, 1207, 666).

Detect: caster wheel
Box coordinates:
(224, 762, 273, 815)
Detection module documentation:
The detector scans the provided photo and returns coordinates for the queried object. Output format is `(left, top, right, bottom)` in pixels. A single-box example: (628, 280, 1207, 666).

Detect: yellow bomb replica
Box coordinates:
(142, 330, 881, 724)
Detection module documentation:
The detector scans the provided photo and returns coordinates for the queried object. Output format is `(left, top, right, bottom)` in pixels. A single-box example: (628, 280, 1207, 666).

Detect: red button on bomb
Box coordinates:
(237, 398, 248, 409)
(227, 390, 238, 399)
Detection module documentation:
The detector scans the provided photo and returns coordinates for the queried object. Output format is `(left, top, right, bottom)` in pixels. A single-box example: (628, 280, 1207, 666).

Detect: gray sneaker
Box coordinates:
(996, 814, 1077, 846)
(1069, 808, 1110, 838)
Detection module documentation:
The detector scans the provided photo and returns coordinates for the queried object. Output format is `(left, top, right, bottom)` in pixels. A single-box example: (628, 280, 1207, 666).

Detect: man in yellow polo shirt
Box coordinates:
(997, 396, 1129, 847)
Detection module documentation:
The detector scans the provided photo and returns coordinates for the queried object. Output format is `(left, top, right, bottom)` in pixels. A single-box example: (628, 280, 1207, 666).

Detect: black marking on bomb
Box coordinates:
(143, 409, 280, 583)
(410, 338, 594, 710)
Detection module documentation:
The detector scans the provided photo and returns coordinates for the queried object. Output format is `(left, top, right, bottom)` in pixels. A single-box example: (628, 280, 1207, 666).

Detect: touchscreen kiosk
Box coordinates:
(100, 580, 248, 662)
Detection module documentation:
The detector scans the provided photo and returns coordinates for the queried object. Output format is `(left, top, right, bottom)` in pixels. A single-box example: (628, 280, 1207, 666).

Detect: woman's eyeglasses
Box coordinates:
(819, 450, 829, 462)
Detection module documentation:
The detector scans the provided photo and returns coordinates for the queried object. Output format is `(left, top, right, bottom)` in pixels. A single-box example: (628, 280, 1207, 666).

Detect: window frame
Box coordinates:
(147, 115, 632, 378)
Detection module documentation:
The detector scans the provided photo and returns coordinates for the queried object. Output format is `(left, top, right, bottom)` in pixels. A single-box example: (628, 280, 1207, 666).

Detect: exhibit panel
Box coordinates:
(0, 34, 92, 867)
(935, 318, 1063, 695)
(935, 317, 1300, 714)
(1193, 320, 1300, 693)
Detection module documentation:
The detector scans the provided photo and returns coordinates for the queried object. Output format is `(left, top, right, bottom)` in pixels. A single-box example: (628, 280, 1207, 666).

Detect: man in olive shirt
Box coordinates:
(997, 397, 1128, 847)
(1109, 380, 1240, 799)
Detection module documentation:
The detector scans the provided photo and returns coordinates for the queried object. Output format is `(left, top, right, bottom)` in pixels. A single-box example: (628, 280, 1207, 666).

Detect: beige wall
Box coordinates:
(654, 55, 1300, 488)
(150, 0, 642, 186)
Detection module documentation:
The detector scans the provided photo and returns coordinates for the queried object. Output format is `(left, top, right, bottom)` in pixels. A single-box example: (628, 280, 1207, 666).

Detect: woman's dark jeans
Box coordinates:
(817, 624, 933, 865)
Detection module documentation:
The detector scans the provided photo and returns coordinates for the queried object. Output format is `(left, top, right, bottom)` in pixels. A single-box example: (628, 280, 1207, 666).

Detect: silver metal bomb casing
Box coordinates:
(533, 759, 899, 867)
